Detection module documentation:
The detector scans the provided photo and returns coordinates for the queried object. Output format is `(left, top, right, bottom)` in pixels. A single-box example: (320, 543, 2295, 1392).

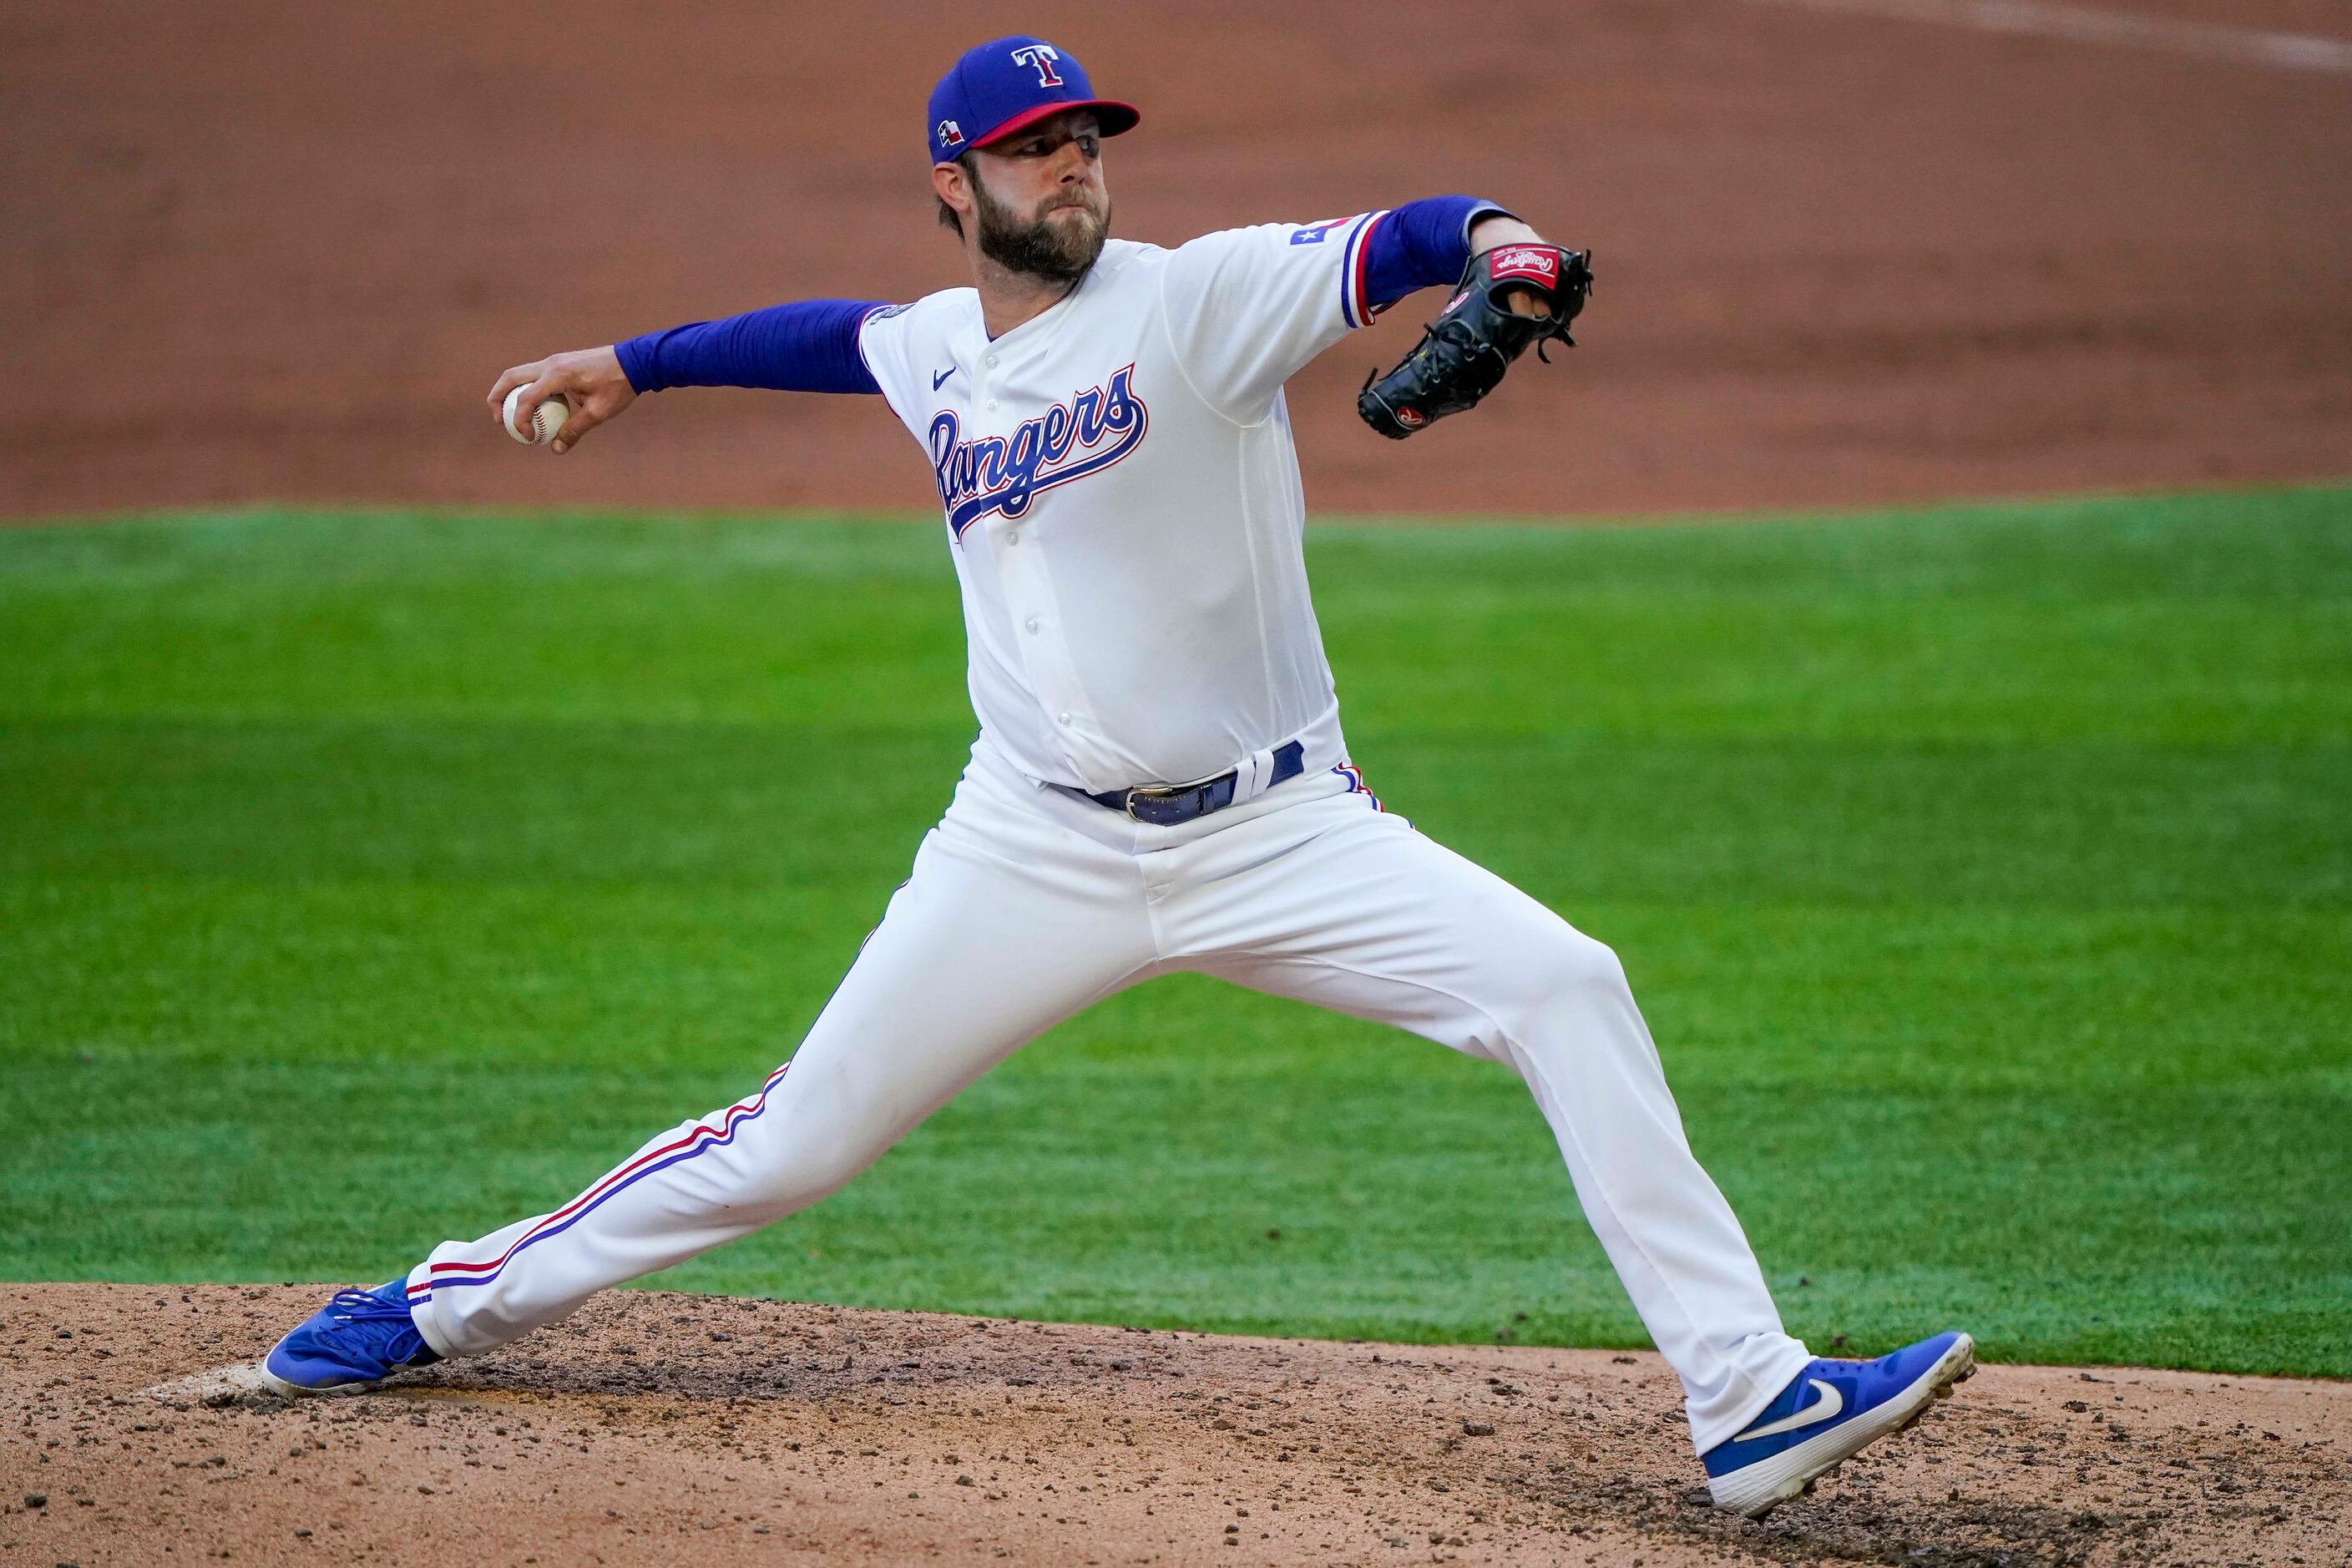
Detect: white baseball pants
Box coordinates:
(405, 737, 1811, 1452)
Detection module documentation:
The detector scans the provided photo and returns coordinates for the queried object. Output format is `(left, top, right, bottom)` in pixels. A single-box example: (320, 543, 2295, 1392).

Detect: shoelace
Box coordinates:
(326, 1287, 413, 1323)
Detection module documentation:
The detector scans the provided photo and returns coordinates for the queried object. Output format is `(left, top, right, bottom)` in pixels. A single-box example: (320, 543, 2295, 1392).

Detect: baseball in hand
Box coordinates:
(503, 386, 569, 446)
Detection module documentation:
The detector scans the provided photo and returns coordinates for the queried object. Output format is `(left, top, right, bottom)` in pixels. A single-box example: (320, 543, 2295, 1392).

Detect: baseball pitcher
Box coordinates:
(262, 37, 1971, 1518)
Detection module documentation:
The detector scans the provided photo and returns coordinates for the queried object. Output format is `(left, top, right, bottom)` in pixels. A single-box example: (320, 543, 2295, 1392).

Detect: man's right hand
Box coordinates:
(488, 346, 636, 455)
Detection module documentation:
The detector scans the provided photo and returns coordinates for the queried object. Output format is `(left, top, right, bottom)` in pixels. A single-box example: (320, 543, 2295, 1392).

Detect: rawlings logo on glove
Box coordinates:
(1358, 244, 1593, 440)
(1486, 245, 1563, 287)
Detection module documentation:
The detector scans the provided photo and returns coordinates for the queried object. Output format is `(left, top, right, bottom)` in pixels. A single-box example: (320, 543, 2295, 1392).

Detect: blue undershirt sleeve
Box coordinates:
(614, 298, 888, 396)
(1359, 196, 1516, 313)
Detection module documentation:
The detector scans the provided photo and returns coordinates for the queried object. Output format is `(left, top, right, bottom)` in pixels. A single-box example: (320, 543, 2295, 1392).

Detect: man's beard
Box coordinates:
(971, 172, 1110, 285)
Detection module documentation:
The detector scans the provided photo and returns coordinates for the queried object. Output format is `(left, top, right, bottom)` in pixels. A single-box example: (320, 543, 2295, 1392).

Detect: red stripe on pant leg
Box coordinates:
(427, 1062, 791, 1282)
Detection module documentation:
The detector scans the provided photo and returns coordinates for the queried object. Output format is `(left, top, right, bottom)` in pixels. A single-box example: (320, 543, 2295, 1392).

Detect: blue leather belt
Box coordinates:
(1056, 740, 1306, 827)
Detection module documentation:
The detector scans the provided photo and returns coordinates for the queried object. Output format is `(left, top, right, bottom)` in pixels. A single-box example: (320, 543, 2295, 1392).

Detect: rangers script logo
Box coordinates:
(929, 366, 1149, 539)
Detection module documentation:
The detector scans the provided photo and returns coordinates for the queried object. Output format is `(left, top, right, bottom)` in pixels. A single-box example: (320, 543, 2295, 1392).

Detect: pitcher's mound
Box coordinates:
(6, 1284, 2344, 1565)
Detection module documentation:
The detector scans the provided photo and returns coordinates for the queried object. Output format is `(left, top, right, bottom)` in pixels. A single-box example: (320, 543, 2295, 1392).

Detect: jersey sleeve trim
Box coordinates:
(854, 302, 905, 426)
(1339, 210, 1394, 330)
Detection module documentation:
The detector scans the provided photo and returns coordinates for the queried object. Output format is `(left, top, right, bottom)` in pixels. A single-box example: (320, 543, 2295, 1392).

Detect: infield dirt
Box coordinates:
(6, 0, 2349, 519)
(5, 1284, 2345, 1566)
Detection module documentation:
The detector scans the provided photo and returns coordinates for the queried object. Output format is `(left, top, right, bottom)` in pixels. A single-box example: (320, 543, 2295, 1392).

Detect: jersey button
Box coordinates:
(1024, 616, 1039, 634)
(1056, 711, 1073, 726)
(986, 399, 999, 411)
(985, 354, 999, 367)
(1004, 529, 1019, 545)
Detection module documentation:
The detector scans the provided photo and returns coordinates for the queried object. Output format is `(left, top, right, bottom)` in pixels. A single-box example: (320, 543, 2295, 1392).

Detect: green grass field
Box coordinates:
(3, 490, 2346, 1378)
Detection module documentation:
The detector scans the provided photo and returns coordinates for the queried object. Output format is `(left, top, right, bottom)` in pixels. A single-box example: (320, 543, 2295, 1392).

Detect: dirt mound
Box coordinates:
(3, 1285, 2344, 1565)
(5, 1, 2349, 520)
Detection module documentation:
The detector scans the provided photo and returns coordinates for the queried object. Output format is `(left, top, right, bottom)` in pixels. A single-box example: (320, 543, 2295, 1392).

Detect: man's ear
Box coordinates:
(933, 162, 974, 225)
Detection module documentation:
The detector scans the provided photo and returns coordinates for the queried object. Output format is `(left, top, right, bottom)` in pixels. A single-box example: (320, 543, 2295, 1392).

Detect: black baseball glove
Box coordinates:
(1357, 243, 1593, 438)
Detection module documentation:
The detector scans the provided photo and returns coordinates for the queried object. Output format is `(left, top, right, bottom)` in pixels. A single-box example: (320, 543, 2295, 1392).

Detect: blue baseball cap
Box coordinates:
(928, 36, 1139, 165)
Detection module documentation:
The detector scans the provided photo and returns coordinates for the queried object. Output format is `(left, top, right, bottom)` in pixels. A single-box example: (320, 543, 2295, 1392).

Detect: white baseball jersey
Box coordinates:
(855, 214, 1401, 792)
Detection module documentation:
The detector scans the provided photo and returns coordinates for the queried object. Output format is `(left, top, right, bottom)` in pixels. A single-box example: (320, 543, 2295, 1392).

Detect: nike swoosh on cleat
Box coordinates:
(1733, 1378, 1844, 1441)
(933, 367, 958, 389)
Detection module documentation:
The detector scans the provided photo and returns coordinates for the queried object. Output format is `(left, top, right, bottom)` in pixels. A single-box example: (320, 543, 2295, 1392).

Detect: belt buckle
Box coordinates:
(1123, 769, 1226, 823)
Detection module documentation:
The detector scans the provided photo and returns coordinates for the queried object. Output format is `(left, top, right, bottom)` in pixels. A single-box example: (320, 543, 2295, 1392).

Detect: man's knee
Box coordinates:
(1518, 928, 1635, 1023)
(726, 1082, 893, 1216)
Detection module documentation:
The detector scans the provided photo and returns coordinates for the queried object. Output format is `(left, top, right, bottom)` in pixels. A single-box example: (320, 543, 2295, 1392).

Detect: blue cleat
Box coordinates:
(260, 1281, 442, 1395)
(1704, 1330, 1975, 1517)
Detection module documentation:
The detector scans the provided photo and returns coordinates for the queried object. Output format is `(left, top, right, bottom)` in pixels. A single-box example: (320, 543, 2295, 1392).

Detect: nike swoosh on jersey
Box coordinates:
(933, 367, 958, 390)
(1732, 1379, 1844, 1442)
